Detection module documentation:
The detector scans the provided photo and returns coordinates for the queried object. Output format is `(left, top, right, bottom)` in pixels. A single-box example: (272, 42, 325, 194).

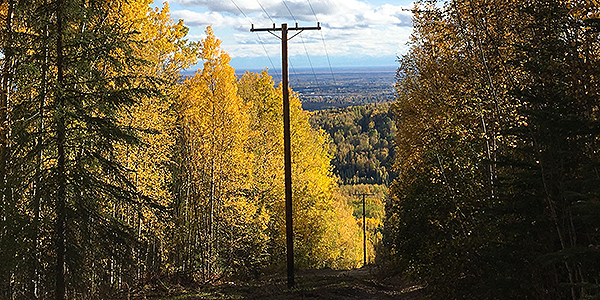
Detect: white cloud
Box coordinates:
(170, 10, 250, 31)
(223, 25, 412, 59)
(170, 0, 413, 28)
(172, 0, 277, 15)
(166, 0, 415, 65)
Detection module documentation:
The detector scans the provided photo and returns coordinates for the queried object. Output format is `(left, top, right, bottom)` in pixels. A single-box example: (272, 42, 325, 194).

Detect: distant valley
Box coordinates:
(236, 66, 397, 111)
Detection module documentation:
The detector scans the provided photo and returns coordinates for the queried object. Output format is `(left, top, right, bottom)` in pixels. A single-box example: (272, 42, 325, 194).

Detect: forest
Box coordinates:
(0, 1, 364, 299)
(310, 103, 396, 185)
(382, 0, 600, 299)
(1, 0, 600, 299)
(308, 104, 396, 264)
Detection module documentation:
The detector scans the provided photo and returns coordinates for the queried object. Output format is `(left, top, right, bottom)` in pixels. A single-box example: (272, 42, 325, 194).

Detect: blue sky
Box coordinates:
(153, 0, 416, 71)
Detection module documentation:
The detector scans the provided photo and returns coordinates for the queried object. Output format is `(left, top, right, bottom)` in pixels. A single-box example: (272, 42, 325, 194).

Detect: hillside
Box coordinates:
(309, 103, 396, 185)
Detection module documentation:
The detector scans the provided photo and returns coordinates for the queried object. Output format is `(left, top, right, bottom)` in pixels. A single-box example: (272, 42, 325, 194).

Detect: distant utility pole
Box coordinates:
(250, 22, 321, 289)
(355, 192, 374, 266)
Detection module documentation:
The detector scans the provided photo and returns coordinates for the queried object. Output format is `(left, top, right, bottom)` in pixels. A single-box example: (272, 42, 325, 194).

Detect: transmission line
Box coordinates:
(230, 0, 250, 20)
(256, 34, 280, 78)
(254, 0, 278, 78)
(299, 34, 319, 87)
(251, 0, 327, 98)
(280, 0, 322, 98)
(230, 0, 279, 77)
(306, 0, 336, 85)
(256, 0, 274, 23)
(282, 0, 297, 22)
(288, 57, 301, 87)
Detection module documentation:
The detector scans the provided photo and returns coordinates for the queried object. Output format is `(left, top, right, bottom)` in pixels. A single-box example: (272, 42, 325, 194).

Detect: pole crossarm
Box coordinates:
(251, 23, 321, 40)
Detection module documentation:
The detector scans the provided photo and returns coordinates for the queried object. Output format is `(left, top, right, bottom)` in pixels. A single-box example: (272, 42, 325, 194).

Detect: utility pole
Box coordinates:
(251, 22, 321, 288)
(354, 192, 374, 266)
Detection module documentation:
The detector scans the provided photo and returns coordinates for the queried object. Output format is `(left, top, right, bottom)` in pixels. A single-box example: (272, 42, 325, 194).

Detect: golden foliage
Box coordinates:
(239, 70, 362, 270)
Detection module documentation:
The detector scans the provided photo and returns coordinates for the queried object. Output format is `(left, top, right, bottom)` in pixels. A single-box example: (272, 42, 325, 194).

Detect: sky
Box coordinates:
(153, 0, 416, 71)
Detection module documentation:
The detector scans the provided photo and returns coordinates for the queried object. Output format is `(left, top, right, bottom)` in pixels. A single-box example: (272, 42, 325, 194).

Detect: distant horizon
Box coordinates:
(153, 0, 414, 71)
(181, 65, 398, 76)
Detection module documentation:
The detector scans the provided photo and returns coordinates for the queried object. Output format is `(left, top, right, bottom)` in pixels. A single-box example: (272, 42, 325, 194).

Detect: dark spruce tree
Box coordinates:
(1, 0, 162, 298)
(501, 2, 600, 298)
(0, 0, 56, 297)
(50, 1, 163, 298)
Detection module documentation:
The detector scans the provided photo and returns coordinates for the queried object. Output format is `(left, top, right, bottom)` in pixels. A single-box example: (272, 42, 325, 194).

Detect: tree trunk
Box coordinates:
(55, 0, 67, 298)
(0, 0, 15, 297)
(32, 13, 49, 299)
(0, 0, 14, 186)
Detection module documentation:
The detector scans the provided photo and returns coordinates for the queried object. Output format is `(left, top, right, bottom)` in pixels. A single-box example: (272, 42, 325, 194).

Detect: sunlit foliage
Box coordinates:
(0, 3, 362, 298)
(384, 0, 600, 299)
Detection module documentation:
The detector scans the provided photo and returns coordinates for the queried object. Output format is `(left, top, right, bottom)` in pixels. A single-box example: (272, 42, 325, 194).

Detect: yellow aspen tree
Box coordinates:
(289, 88, 361, 269)
(238, 70, 362, 270)
(177, 26, 258, 278)
(238, 71, 286, 268)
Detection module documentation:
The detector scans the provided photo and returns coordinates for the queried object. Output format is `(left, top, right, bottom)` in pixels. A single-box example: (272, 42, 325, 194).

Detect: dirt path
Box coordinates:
(159, 267, 423, 300)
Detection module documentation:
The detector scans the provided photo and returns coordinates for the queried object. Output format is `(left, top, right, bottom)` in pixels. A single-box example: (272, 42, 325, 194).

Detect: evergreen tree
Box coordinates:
(309, 103, 396, 185)
(384, 0, 600, 298)
(1, 0, 167, 297)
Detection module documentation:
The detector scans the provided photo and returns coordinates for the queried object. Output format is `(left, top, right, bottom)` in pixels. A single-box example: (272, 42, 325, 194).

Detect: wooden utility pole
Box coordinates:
(355, 192, 374, 266)
(250, 22, 321, 288)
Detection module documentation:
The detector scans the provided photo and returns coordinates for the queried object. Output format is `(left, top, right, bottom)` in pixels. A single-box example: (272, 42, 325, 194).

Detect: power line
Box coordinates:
(282, 0, 297, 22)
(306, 0, 318, 16)
(230, 0, 250, 20)
(255, 33, 280, 78)
(280, 0, 321, 99)
(306, 0, 336, 86)
(295, 34, 323, 102)
(319, 32, 336, 85)
(256, 0, 274, 23)
(247, 0, 328, 99)
(299, 34, 319, 87)
(288, 57, 301, 87)
(230, 0, 279, 76)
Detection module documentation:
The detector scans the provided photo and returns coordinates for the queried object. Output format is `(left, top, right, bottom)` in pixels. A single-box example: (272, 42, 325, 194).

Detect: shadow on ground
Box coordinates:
(155, 266, 423, 300)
